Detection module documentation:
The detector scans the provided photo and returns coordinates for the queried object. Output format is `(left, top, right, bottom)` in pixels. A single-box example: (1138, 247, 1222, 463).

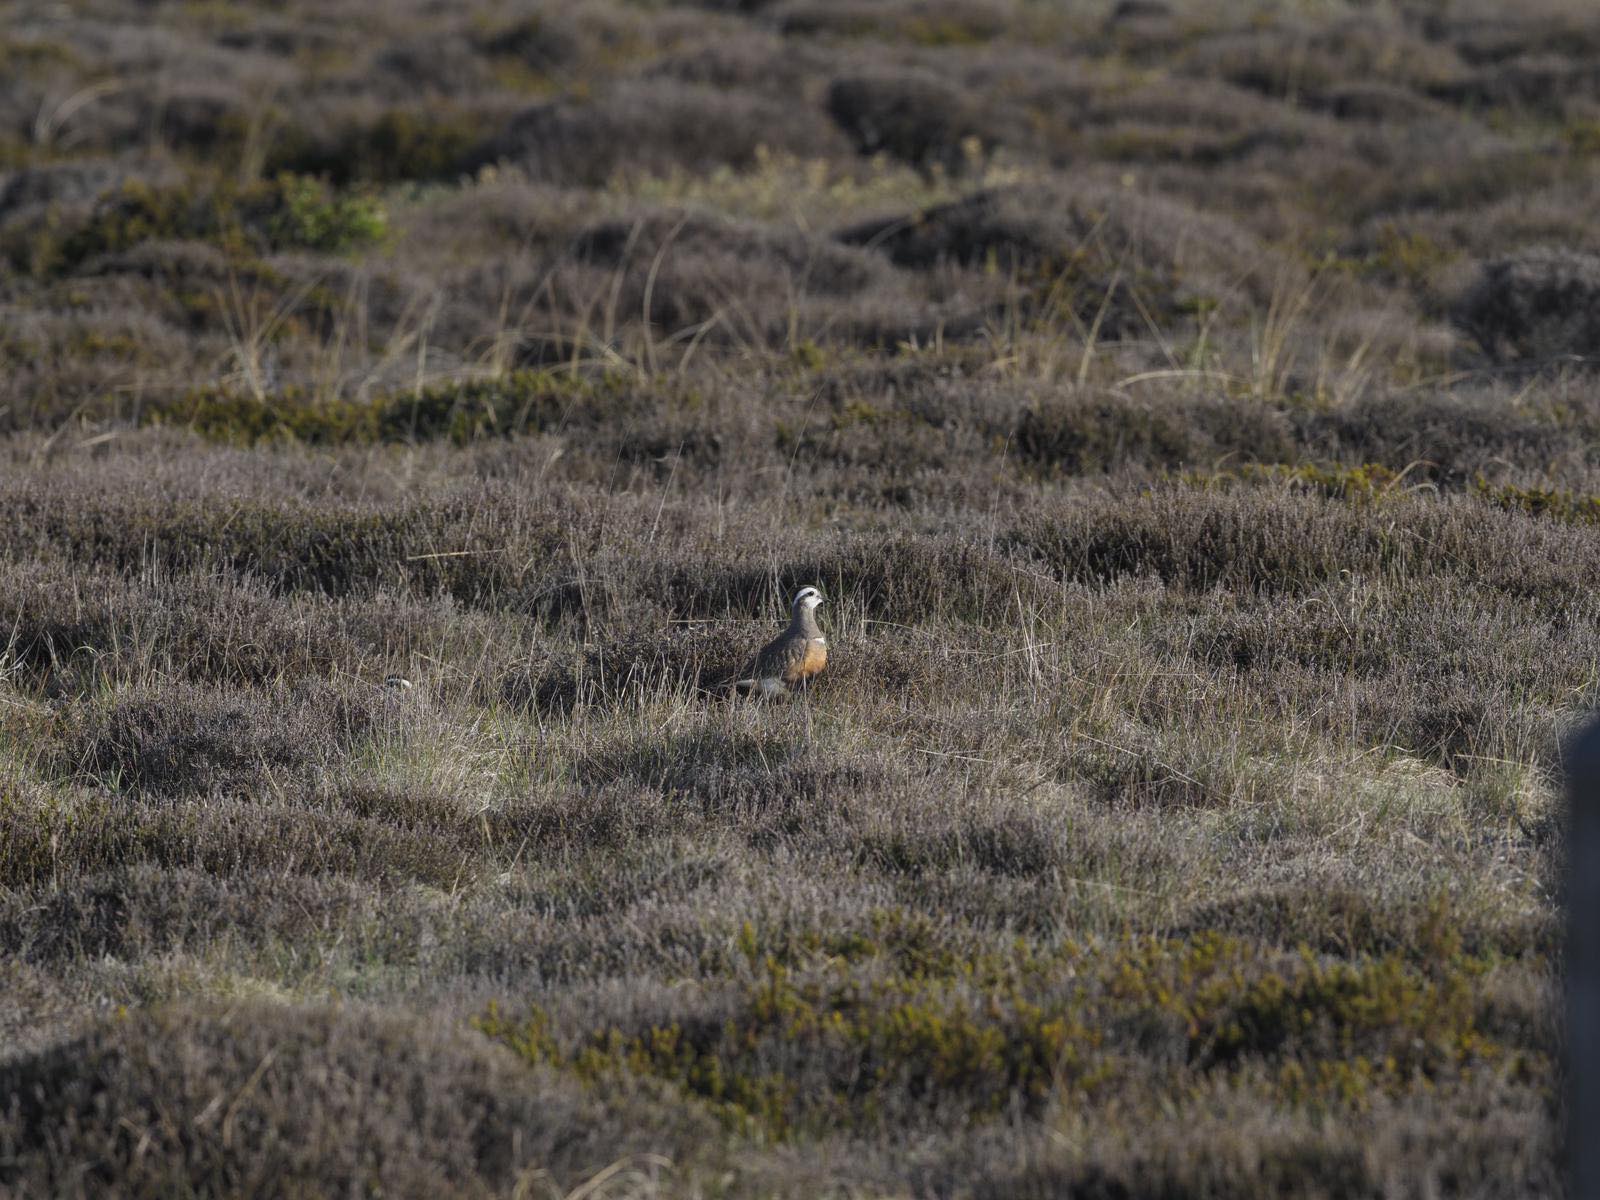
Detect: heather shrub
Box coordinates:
(780, 0, 1009, 46)
(372, 35, 498, 98)
(1015, 393, 1295, 475)
(1008, 483, 1600, 607)
(0, 1002, 609, 1199)
(478, 10, 583, 74)
(1077, 74, 1314, 158)
(500, 623, 729, 713)
(1180, 19, 1462, 102)
(146, 81, 257, 158)
(0, 487, 422, 595)
(647, 30, 826, 93)
(481, 931, 1524, 1141)
(0, 785, 484, 891)
(1317, 81, 1451, 123)
(63, 679, 374, 796)
(1432, 56, 1600, 118)
(570, 207, 890, 336)
(1105, 0, 1172, 25)
(1297, 390, 1578, 483)
(488, 80, 847, 185)
(839, 183, 1263, 332)
(1454, 248, 1600, 363)
(1329, 137, 1563, 223)
(26, 173, 386, 276)
(0, 161, 131, 219)
(145, 368, 635, 447)
(264, 103, 491, 184)
(1438, 12, 1600, 66)
(825, 69, 1008, 172)
(0, 557, 481, 697)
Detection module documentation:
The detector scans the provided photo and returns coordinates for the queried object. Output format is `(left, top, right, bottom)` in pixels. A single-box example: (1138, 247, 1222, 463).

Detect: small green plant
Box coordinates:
(1562, 118, 1600, 157)
(144, 369, 637, 446)
(30, 173, 386, 276)
(1366, 225, 1456, 287)
(788, 338, 828, 372)
(1181, 462, 1409, 501)
(264, 174, 387, 253)
(1472, 477, 1600, 525)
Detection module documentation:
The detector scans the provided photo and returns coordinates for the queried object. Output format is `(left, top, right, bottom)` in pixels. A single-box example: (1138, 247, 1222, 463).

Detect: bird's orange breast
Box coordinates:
(791, 639, 828, 681)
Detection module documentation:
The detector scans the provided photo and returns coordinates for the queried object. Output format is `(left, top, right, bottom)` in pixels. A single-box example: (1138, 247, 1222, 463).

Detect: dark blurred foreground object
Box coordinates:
(1568, 716, 1600, 1200)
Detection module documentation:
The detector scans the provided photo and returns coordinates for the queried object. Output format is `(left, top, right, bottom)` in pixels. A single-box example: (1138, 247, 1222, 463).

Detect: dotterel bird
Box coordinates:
(734, 586, 828, 698)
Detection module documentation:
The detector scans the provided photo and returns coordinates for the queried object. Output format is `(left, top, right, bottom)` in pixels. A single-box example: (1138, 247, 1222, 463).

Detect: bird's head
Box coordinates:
(792, 585, 824, 614)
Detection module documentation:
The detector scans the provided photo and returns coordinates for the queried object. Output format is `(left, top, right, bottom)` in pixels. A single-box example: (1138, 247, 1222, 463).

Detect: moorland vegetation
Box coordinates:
(0, 0, 1594, 1195)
